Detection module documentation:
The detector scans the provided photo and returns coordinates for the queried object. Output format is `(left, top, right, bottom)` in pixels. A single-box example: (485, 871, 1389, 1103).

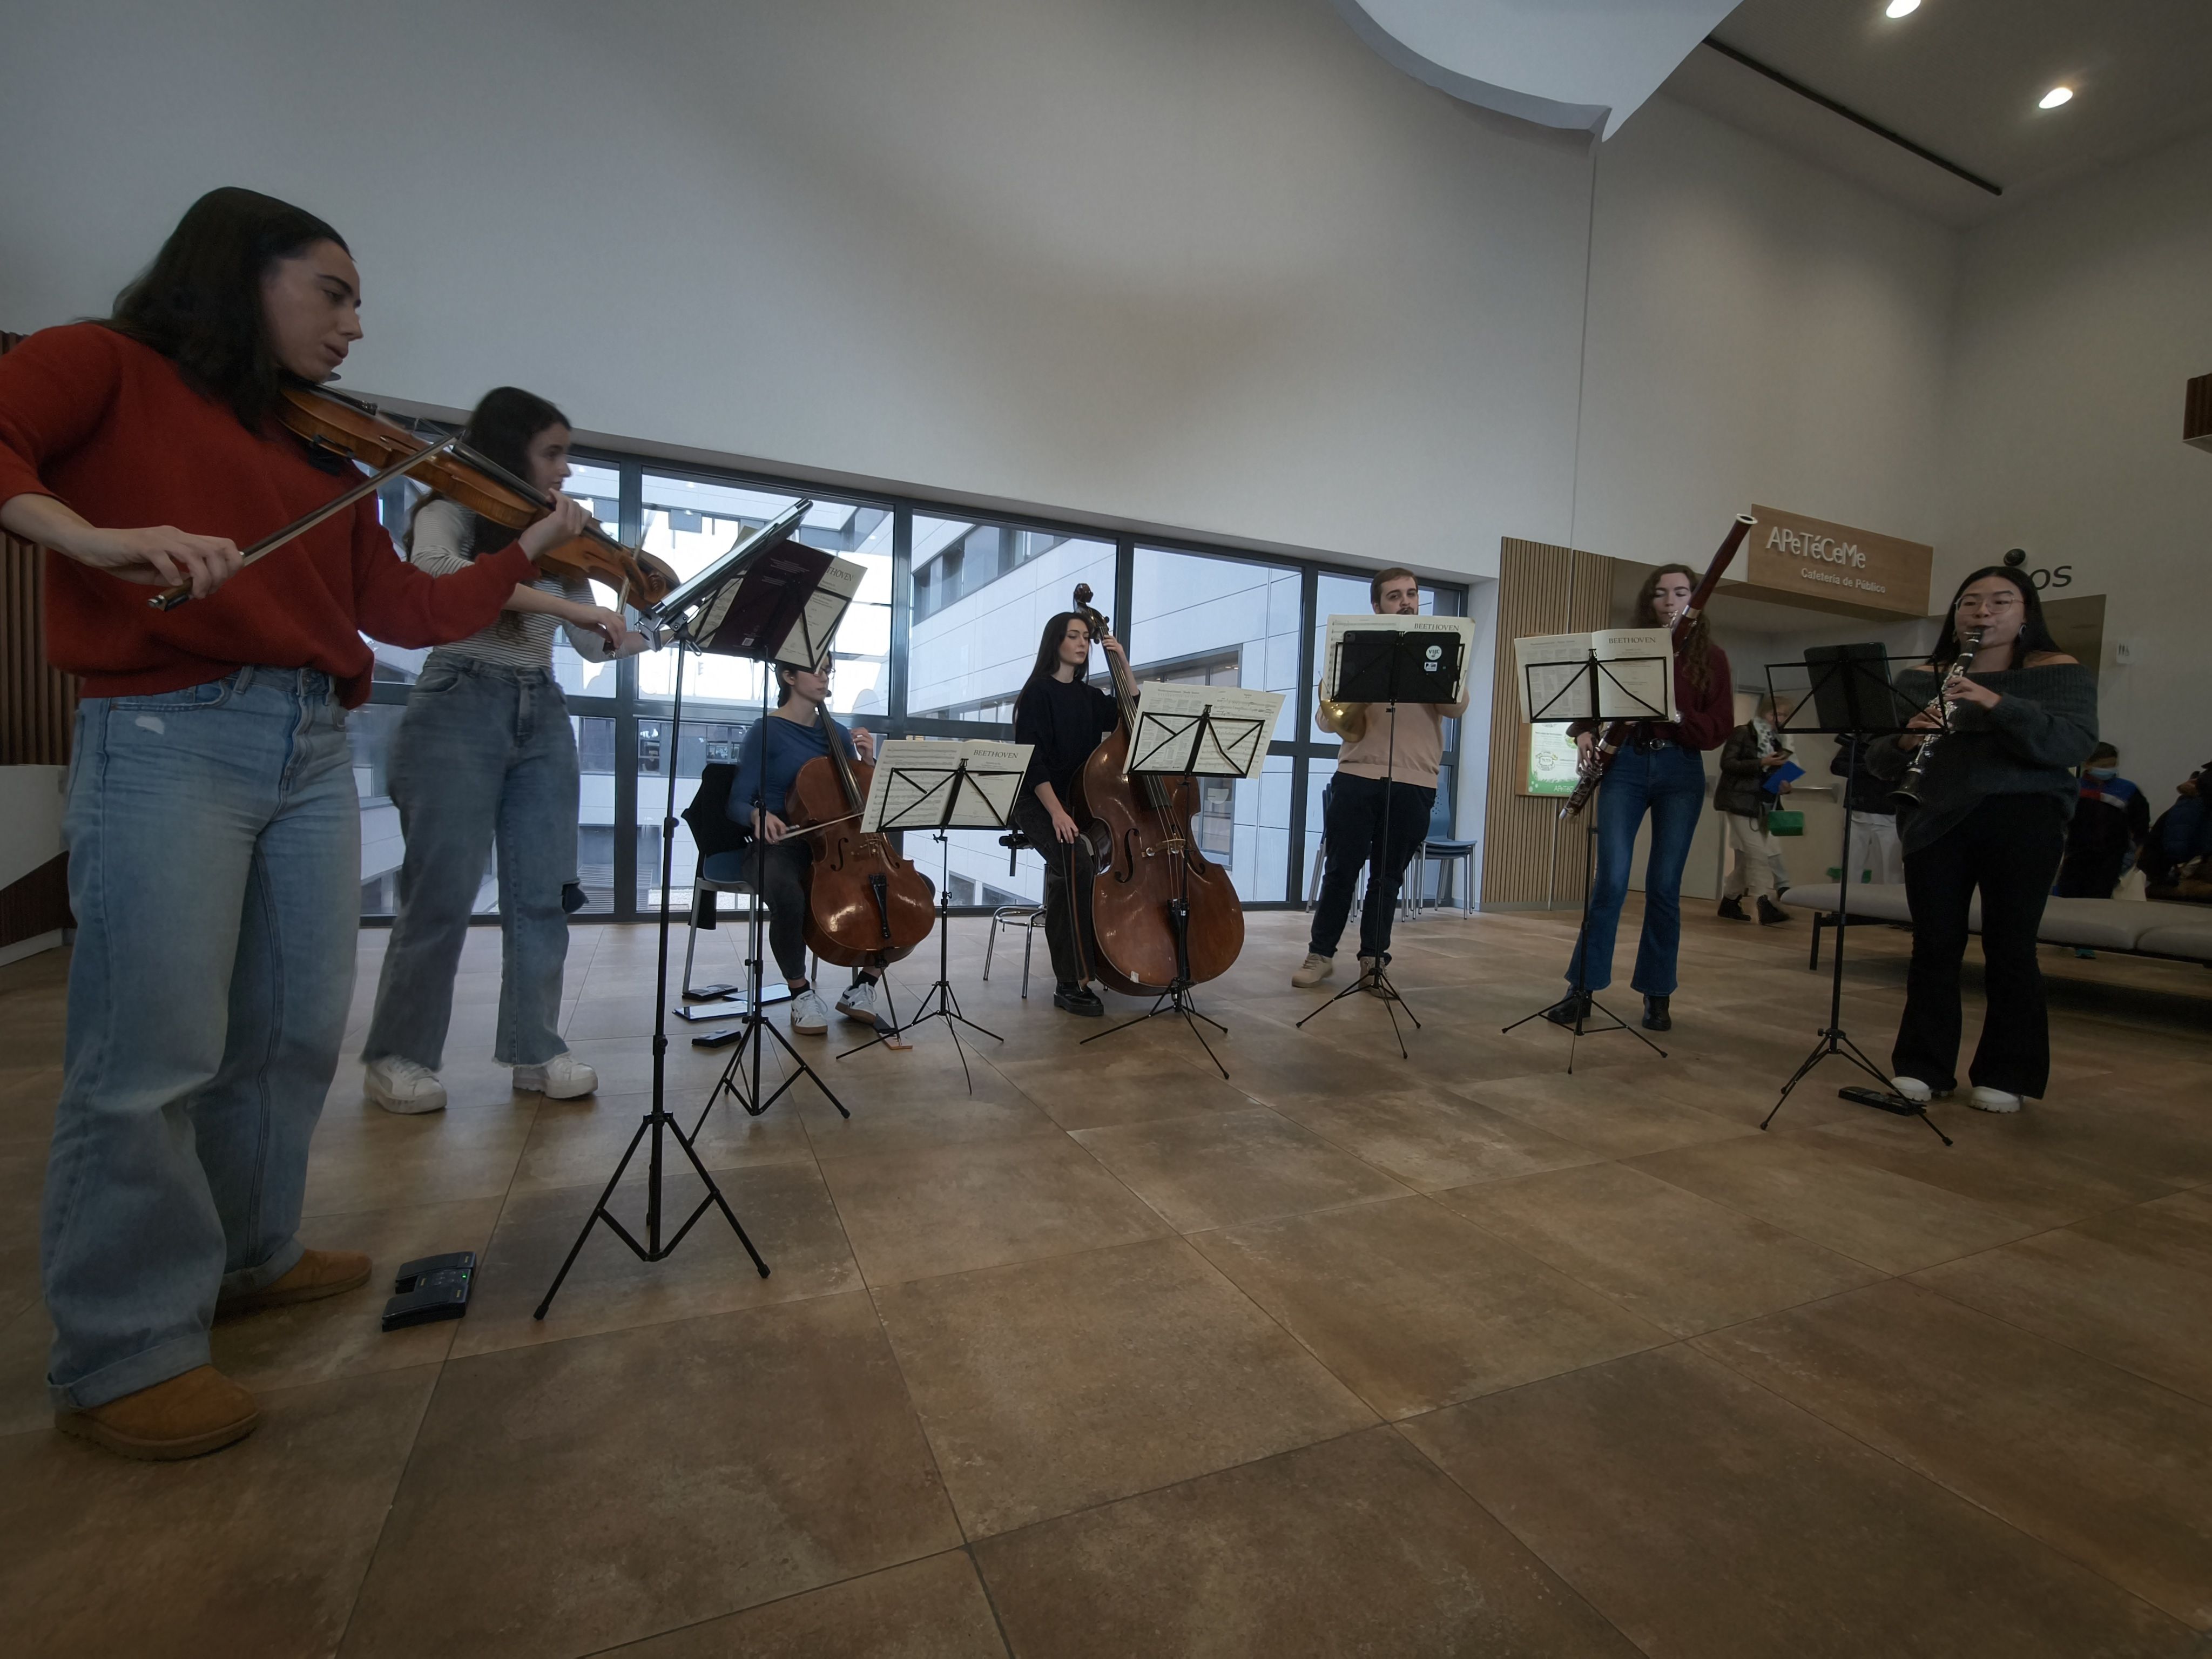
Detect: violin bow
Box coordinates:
(150, 433, 462, 611)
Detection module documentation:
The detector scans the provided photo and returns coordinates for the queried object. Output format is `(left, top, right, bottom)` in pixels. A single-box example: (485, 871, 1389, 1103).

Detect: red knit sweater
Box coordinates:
(0, 324, 536, 707)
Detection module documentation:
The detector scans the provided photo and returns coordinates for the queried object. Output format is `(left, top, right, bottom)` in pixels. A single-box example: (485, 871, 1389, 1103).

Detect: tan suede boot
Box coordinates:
(216, 1248, 372, 1318)
(57, 1365, 259, 1460)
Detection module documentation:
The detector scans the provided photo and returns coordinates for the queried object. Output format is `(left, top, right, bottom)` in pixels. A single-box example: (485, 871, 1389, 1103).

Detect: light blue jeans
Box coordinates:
(1567, 742, 1708, 997)
(45, 669, 358, 1410)
(363, 658, 578, 1071)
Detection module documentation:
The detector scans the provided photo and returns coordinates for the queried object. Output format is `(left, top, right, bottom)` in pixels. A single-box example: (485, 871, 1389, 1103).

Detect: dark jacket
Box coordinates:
(1830, 738, 1897, 815)
(1713, 723, 1786, 818)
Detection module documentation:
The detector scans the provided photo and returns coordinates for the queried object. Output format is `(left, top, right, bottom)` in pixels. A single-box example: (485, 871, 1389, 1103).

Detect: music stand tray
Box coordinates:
(1087, 685, 1284, 1077)
(1758, 649, 1948, 1145)
(838, 739, 1032, 1091)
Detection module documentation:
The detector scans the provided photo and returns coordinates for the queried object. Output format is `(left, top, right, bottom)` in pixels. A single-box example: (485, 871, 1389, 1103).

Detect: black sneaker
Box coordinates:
(1717, 896, 1749, 922)
(1756, 895, 1792, 926)
(1642, 994, 1671, 1031)
(1541, 992, 1593, 1027)
(1053, 982, 1105, 1017)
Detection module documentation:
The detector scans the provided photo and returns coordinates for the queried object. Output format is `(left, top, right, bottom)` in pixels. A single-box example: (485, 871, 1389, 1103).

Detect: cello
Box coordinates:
(782, 704, 936, 970)
(1068, 583, 1244, 993)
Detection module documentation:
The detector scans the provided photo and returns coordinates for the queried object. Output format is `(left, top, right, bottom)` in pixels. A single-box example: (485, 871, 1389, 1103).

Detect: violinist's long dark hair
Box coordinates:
(1019, 611, 1094, 702)
(1930, 565, 2061, 670)
(408, 386, 569, 558)
(104, 187, 347, 434)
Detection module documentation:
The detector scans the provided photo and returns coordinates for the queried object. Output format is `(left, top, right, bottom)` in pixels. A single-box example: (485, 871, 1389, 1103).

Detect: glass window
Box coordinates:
(636, 476, 892, 723)
(908, 516, 1114, 725)
(634, 715, 756, 913)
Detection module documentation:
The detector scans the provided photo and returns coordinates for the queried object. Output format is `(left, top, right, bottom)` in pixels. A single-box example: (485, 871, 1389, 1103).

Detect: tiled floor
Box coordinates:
(2, 901, 2209, 1657)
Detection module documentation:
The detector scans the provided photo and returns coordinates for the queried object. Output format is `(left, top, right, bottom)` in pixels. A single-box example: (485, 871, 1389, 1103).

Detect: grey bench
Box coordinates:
(1781, 883, 2212, 972)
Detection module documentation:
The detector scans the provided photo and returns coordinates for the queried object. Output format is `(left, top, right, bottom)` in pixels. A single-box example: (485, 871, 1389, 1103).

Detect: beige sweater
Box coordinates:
(1325, 683, 1468, 789)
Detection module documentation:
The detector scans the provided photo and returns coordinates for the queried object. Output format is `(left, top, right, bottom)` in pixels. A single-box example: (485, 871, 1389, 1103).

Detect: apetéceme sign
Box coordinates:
(1724, 505, 1933, 618)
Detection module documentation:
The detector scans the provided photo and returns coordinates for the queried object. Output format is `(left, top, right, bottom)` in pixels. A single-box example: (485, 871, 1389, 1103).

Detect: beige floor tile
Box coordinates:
(1266, 1083, 1604, 1190)
(304, 1096, 537, 1218)
(974, 1427, 1637, 1658)
(1808, 1107, 2182, 1227)
(1454, 1065, 1758, 1158)
(1191, 1195, 1668, 1417)
(1440, 1160, 1884, 1336)
(818, 1134, 1172, 1286)
(511, 1090, 816, 1194)
(992, 1049, 1259, 1132)
(875, 1237, 1375, 1537)
(616, 1552, 1007, 1658)
(1, 1364, 437, 1659)
(1070, 1107, 1410, 1232)
(1700, 1279, 2212, 1629)
(1403, 1345, 2192, 1658)
(341, 1295, 961, 1659)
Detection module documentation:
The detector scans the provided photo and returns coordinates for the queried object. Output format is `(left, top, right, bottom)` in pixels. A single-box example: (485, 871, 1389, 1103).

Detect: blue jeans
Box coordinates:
(1566, 743, 1707, 996)
(44, 670, 357, 1410)
(363, 658, 578, 1071)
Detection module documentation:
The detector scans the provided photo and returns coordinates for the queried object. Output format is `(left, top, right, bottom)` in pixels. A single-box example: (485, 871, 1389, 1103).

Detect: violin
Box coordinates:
(1067, 583, 1244, 994)
(781, 704, 936, 970)
(151, 382, 678, 610)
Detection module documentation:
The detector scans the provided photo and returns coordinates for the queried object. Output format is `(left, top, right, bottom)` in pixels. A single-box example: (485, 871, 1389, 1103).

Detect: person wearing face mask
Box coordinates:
(1865, 565, 2096, 1112)
(2055, 744, 2148, 913)
(1543, 562, 1736, 1034)
(361, 388, 652, 1115)
(0, 188, 590, 1458)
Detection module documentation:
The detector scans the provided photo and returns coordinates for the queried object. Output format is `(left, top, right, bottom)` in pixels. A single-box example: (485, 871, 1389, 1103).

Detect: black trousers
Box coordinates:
(1310, 772, 1435, 961)
(1011, 793, 1098, 987)
(1893, 794, 2065, 1097)
(746, 840, 814, 983)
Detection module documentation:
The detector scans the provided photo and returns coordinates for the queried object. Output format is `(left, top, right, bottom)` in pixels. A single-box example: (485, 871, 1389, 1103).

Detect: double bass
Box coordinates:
(782, 704, 936, 969)
(1067, 584, 1244, 993)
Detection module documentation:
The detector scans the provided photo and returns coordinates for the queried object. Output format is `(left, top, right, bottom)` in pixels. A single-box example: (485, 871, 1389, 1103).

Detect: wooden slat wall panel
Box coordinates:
(1479, 538, 1616, 907)
(1, 328, 78, 765)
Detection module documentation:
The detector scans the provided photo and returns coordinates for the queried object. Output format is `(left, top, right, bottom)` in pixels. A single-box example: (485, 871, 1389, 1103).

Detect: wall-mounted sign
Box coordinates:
(1720, 505, 1933, 618)
(1523, 723, 1580, 797)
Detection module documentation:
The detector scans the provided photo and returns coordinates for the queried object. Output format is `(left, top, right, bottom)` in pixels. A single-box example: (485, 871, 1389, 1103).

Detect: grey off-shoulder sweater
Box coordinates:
(1865, 660, 2099, 853)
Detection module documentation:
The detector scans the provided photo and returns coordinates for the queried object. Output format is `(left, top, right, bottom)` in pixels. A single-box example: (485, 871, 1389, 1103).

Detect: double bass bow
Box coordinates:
(1559, 514, 1756, 819)
(781, 703, 936, 970)
(1067, 583, 1244, 993)
(152, 382, 679, 611)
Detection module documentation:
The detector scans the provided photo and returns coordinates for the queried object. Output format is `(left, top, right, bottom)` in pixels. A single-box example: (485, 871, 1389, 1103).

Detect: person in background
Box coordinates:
(2143, 761, 2211, 899)
(1714, 693, 1793, 926)
(361, 388, 651, 1115)
(2054, 741, 2150, 956)
(1832, 729, 1905, 885)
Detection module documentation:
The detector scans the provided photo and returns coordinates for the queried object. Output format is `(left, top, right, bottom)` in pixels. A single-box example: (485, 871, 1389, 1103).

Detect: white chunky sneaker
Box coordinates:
(1291, 953, 1332, 989)
(366, 1056, 447, 1115)
(1968, 1085, 2023, 1114)
(835, 979, 879, 1023)
(1890, 1076, 1935, 1103)
(788, 988, 830, 1035)
(514, 1053, 598, 1099)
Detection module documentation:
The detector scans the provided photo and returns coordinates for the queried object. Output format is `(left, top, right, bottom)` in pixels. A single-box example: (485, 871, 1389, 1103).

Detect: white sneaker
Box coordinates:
(1357, 955, 1386, 994)
(1291, 953, 1332, 989)
(365, 1056, 447, 1115)
(514, 1053, 598, 1099)
(788, 988, 830, 1035)
(1890, 1076, 1934, 1103)
(1968, 1086, 2023, 1114)
(835, 979, 879, 1023)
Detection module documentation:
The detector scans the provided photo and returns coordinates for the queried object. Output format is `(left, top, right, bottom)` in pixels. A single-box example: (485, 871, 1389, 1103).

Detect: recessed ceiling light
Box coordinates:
(2039, 85, 2074, 109)
(1885, 0, 1920, 17)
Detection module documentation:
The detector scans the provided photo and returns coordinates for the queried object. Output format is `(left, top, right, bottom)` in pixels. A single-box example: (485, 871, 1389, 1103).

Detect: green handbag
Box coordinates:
(1767, 809, 1805, 836)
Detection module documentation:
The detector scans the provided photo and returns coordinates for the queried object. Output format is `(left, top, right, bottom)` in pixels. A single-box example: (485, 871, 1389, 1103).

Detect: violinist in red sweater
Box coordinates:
(0, 187, 586, 1460)
(1543, 562, 1735, 1034)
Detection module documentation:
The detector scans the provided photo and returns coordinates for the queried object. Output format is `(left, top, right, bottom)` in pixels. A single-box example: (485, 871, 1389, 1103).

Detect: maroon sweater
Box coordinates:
(0, 323, 535, 707)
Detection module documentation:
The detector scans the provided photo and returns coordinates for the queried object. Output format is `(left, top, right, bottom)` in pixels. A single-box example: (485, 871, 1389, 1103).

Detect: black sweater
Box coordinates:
(1864, 662, 2099, 854)
(1014, 675, 1118, 803)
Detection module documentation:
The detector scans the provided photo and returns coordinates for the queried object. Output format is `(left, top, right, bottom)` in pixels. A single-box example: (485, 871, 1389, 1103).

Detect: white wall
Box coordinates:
(0, 0, 1591, 582)
(1573, 95, 1959, 571)
(1941, 125, 2212, 805)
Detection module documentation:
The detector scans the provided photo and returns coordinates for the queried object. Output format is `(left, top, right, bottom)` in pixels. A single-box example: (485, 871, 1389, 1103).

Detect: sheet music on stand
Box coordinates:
(1322, 613, 1475, 704)
(862, 739, 1033, 833)
(1125, 684, 1284, 778)
(658, 506, 866, 669)
(1513, 629, 1675, 723)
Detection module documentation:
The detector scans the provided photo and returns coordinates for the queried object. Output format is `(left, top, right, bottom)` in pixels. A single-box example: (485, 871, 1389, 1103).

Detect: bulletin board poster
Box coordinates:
(1524, 724, 1580, 797)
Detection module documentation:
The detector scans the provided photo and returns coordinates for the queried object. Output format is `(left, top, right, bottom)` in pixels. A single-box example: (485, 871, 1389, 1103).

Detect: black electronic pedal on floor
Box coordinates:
(1838, 1085, 1924, 1117)
(381, 1251, 476, 1332)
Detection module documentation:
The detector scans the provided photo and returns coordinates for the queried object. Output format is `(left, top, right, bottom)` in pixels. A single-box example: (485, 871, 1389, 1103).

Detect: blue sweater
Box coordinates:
(726, 712, 858, 821)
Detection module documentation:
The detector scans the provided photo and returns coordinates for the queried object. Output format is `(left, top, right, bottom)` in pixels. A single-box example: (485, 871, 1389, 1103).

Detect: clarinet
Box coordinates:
(1891, 626, 1987, 807)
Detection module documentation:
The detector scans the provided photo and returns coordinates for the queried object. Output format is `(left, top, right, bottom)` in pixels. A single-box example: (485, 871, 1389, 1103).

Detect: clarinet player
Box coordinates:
(1869, 565, 2095, 1112)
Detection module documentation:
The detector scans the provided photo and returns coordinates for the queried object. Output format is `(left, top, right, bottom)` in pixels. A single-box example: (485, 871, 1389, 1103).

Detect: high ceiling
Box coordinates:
(1662, 0, 2212, 224)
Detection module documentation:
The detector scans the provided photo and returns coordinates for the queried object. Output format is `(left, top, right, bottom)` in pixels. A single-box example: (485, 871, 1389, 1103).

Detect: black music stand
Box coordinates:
(1757, 648, 1950, 1144)
(1298, 628, 1464, 1058)
(536, 502, 846, 1319)
(1498, 649, 1671, 1071)
(837, 745, 1027, 1091)
(1084, 691, 1274, 1078)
